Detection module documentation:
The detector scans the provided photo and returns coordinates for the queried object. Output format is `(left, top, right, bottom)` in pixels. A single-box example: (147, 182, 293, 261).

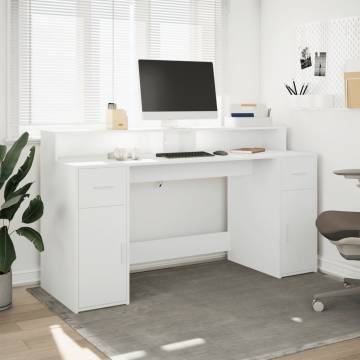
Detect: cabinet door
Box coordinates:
(280, 189, 317, 276)
(79, 206, 128, 309)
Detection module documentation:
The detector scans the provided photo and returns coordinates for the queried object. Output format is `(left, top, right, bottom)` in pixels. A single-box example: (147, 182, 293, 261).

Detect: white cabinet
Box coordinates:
(79, 206, 128, 310)
(278, 157, 317, 276)
(76, 167, 129, 311)
(41, 164, 129, 313)
(280, 189, 317, 276)
(228, 155, 317, 279)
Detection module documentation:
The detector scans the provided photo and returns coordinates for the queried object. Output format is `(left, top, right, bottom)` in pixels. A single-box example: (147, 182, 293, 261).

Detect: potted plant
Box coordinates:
(0, 132, 44, 311)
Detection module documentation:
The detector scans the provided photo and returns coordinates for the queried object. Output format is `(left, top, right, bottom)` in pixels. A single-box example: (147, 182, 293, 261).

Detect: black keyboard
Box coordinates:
(156, 151, 214, 159)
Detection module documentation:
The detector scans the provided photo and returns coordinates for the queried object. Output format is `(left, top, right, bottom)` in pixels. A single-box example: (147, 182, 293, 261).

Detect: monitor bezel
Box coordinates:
(138, 59, 218, 121)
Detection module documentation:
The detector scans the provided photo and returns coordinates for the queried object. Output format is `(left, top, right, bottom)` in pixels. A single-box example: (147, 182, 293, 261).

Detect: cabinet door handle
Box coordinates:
(291, 171, 307, 176)
(93, 185, 115, 190)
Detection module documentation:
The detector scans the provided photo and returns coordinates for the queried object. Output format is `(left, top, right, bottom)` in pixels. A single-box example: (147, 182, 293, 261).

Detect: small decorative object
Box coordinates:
(0, 132, 44, 311)
(106, 103, 128, 130)
(107, 152, 116, 160)
(108, 148, 128, 161)
(114, 148, 128, 161)
(314, 52, 326, 76)
(300, 47, 312, 69)
(131, 148, 140, 160)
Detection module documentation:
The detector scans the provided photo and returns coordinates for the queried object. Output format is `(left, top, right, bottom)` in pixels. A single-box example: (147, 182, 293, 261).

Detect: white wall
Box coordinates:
(260, 0, 360, 278)
(225, 0, 260, 107)
(1, 2, 41, 285)
(0, 1, 7, 142)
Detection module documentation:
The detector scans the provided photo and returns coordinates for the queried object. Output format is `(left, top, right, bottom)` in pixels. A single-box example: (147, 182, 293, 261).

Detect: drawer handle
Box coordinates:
(291, 171, 307, 176)
(93, 185, 116, 190)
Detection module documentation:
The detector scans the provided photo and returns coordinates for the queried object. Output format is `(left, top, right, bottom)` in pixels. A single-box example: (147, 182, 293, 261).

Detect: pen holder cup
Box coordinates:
(290, 95, 312, 109)
(290, 94, 334, 110)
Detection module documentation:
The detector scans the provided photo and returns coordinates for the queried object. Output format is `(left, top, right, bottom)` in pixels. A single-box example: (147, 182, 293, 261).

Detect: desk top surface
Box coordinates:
(42, 126, 286, 135)
(59, 150, 316, 169)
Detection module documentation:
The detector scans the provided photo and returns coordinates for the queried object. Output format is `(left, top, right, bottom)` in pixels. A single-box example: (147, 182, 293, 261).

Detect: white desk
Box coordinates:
(40, 128, 317, 313)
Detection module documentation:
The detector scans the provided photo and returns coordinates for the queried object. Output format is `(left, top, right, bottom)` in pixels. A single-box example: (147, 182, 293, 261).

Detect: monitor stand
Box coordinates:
(161, 120, 180, 129)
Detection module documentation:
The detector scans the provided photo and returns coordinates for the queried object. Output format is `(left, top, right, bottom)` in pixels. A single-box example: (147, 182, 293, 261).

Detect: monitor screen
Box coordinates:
(138, 60, 217, 113)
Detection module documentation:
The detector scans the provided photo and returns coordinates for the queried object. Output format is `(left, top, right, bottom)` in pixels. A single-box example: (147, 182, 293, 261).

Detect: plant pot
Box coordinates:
(0, 271, 12, 311)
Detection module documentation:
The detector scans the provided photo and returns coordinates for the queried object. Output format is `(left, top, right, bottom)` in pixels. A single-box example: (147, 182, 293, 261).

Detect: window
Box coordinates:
(7, 0, 223, 137)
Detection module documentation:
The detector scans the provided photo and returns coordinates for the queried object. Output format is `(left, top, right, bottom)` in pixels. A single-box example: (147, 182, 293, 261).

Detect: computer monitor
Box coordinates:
(138, 59, 218, 121)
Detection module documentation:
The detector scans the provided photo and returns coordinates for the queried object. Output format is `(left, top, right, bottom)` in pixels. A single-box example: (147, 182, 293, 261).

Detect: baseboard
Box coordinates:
(15, 256, 358, 286)
(20, 256, 354, 286)
(318, 256, 360, 279)
(130, 252, 227, 273)
(12, 254, 227, 286)
(12, 269, 40, 287)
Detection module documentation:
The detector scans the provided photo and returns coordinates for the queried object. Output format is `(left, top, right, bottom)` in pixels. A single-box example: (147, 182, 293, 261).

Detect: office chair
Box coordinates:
(312, 169, 360, 312)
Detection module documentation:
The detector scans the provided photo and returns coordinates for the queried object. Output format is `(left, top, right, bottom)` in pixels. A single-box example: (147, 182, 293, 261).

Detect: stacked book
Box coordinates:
(230, 147, 266, 154)
(231, 103, 270, 118)
(226, 103, 272, 128)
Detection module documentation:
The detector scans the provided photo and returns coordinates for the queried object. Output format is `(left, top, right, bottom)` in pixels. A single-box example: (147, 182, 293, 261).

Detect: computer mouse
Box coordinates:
(213, 150, 228, 156)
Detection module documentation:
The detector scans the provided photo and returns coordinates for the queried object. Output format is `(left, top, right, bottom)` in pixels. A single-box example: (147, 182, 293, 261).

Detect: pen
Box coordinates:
(285, 84, 296, 95)
(292, 80, 298, 95)
(299, 84, 304, 95)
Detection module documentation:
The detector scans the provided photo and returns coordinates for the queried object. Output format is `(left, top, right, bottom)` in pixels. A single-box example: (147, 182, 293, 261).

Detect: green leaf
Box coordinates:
(0, 132, 29, 189)
(16, 227, 44, 252)
(1, 195, 24, 210)
(6, 182, 33, 200)
(0, 194, 29, 221)
(0, 226, 16, 274)
(22, 196, 44, 224)
(0, 145, 6, 162)
(4, 146, 35, 200)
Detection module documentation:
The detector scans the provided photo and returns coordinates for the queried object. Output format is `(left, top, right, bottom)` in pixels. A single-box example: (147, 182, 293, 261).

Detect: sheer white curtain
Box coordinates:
(7, 0, 223, 137)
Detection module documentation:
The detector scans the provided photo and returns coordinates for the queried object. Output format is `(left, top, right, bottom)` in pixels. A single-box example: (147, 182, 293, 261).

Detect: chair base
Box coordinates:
(312, 278, 360, 312)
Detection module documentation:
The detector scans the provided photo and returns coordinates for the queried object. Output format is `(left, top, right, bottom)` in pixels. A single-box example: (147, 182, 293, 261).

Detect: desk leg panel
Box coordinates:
(228, 161, 281, 278)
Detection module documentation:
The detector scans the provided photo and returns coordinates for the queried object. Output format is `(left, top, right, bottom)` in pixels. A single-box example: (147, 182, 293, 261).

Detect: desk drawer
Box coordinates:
(281, 157, 315, 190)
(79, 168, 127, 208)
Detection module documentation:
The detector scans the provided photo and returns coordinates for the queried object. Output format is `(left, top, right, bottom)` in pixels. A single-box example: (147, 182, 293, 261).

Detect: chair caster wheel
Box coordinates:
(312, 299, 325, 312)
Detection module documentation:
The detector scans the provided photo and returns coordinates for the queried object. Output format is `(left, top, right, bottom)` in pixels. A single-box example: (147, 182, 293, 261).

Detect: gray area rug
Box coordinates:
(28, 261, 360, 360)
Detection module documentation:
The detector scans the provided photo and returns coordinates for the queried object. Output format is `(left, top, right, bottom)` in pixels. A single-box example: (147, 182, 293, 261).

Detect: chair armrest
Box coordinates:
(334, 169, 360, 182)
(334, 169, 360, 176)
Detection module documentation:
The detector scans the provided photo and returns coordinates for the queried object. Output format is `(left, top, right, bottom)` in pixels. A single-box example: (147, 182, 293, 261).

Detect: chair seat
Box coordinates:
(316, 211, 360, 241)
